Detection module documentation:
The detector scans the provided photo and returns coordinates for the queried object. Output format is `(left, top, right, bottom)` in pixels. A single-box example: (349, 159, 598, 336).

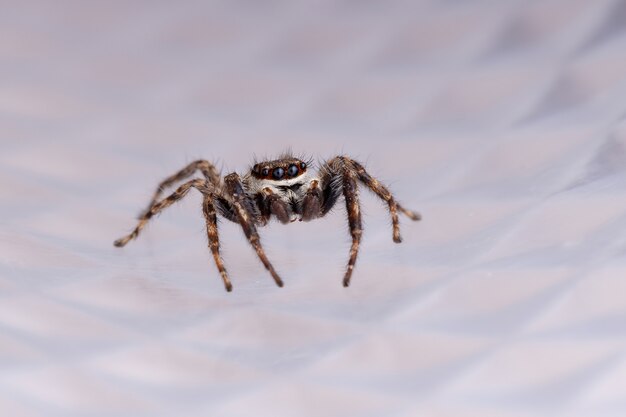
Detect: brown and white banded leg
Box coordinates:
(140, 160, 221, 217)
(114, 178, 209, 247)
(339, 156, 420, 243)
(223, 173, 284, 287)
(341, 171, 363, 287)
(202, 196, 232, 292)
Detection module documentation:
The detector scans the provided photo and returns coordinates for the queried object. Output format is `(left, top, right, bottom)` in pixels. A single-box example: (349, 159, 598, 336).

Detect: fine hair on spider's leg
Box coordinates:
(114, 178, 210, 247)
(349, 158, 421, 224)
(332, 156, 420, 243)
(139, 160, 221, 218)
(341, 170, 363, 287)
(202, 195, 233, 292)
(223, 173, 284, 288)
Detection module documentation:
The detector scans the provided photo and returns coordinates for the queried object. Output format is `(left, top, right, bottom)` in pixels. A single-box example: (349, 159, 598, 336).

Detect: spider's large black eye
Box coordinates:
(287, 164, 299, 177)
(272, 167, 285, 179)
(261, 168, 270, 177)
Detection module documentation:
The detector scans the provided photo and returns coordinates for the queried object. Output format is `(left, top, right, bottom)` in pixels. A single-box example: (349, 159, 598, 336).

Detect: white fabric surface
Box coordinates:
(2, 0, 626, 416)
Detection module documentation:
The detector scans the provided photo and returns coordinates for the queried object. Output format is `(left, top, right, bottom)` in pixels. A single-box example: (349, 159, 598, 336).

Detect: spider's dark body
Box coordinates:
(114, 154, 420, 292)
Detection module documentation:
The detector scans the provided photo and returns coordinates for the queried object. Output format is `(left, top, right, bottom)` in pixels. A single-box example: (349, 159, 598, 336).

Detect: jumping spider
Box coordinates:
(114, 154, 420, 291)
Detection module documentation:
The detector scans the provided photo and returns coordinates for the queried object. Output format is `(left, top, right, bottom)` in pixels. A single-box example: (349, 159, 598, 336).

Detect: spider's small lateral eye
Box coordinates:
(261, 168, 270, 177)
(272, 167, 285, 180)
(287, 164, 299, 177)
(300, 162, 307, 170)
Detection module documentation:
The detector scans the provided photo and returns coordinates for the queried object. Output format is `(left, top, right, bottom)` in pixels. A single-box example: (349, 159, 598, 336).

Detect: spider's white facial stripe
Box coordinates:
(256, 171, 313, 190)
(259, 174, 309, 187)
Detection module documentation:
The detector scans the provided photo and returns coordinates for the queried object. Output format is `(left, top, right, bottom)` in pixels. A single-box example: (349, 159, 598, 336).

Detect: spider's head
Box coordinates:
(247, 156, 316, 223)
(250, 158, 308, 181)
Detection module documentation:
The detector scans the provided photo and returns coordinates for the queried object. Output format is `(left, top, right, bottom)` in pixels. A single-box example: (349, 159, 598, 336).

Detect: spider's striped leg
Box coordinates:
(341, 170, 363, 287)
(202, 195, 232, 292)
(223, 173, 284, 288)
(139, 160, 221, 218)
(330, 156, 420, 243)
(114, 178, 208, 247)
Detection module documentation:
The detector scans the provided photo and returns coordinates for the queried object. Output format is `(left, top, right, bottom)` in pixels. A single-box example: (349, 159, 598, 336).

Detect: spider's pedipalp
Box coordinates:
(262, 187, 290, 224)
(301, 179, 322, 221)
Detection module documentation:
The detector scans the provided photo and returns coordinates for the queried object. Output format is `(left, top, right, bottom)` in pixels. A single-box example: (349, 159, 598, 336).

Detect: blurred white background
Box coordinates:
(2, 0, 626, 416)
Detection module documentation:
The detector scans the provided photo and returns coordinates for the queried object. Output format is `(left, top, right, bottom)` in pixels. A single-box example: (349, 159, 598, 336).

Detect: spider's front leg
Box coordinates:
(223, 173, 284, 287)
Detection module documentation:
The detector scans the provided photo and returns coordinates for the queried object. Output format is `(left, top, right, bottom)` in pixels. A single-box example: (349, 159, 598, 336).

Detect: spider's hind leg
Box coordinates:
(140, 160, 221, 218)
(114, 178, 208, 247)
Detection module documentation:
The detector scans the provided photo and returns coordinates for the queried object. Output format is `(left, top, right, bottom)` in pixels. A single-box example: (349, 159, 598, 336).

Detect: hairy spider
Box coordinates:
(114, 154, 420, 292)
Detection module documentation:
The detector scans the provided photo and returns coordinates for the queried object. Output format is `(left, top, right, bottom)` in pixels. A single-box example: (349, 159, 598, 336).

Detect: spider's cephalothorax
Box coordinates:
(114, 154, 420, 292)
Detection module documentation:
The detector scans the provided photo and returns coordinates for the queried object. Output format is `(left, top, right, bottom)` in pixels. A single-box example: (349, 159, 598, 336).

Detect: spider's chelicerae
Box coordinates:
(114, 154, 420, 291)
